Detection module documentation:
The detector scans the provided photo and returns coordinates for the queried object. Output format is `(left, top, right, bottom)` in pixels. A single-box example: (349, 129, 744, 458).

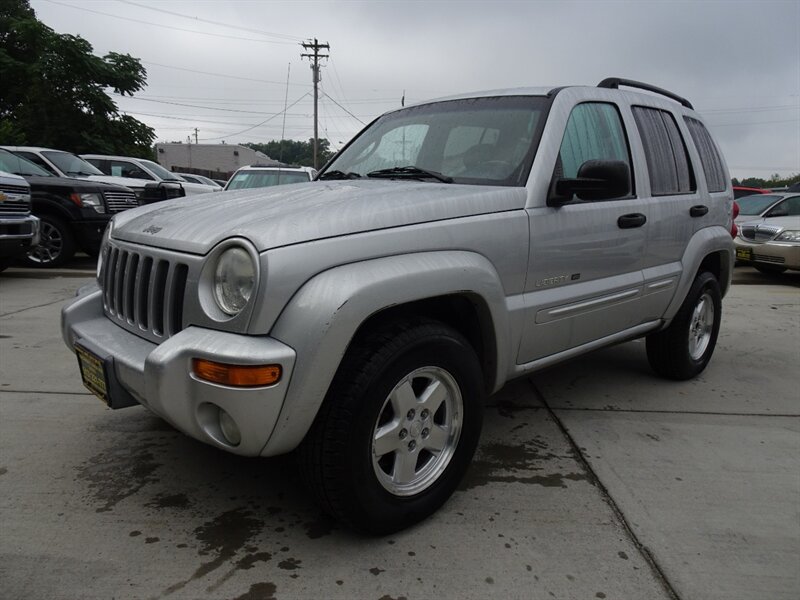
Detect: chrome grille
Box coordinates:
(103, 189, 139, 213)
(740, 224, 780, 243)
(0, 199, 30, 215)
(102, 244, 188, 341)
(0, 184, 31, 214)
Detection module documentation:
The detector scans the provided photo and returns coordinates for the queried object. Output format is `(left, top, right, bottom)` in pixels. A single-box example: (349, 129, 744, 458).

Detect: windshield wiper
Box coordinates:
(367, 166, 453, 183)
(318, 170, 362, 180)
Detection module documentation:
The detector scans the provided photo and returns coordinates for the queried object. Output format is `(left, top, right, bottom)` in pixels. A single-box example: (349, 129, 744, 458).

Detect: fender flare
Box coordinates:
(261, 250, 510, 456)
(663, 225, 734, 324)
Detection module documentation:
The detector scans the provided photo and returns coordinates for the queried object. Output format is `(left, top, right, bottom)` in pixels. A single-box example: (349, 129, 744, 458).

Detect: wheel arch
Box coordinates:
(662, 226, 733, 326)
(262, 250, 510, 456)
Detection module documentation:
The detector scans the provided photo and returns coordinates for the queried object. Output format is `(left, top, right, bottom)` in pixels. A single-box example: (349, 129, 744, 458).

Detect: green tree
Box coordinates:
(245, 138, 334, 168)
(0, 0, 154, 157)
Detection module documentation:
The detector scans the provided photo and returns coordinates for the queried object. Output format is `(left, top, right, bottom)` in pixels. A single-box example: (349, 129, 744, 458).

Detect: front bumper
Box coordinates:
(734, 238, 800, 270)
(61, 285, 296, 456)
(0, 215, 40, 258)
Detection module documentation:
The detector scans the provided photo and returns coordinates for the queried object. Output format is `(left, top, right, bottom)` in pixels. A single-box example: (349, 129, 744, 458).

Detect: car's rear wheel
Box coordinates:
(646, 271, 721, 380)
(298, 318, 484, 535)
(23, 215, 75, 268)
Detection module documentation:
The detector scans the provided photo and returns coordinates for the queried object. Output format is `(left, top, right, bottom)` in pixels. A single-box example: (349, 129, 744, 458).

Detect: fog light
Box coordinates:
(219, 409, 241, 446)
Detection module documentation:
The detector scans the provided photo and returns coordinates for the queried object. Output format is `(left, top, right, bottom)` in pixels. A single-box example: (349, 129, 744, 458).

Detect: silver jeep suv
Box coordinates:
(62, 78, 735, 534)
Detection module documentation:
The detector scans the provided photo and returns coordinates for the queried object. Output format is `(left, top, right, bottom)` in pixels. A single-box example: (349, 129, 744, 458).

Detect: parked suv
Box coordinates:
(0, 170, 39, 272)
(62, 78, 735, 533)
(1, 146, 155, 200)
(224, 165, 316, 190)
(82, 154, 217, 195)
(0, 149, 138, 267)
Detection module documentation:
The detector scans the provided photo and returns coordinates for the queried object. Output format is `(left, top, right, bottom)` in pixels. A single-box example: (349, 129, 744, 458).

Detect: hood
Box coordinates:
(22, 174, 131, 192)
(112, 180, 527, 255)
(85, 175, 148, 190)
(738, 215, 800, 232)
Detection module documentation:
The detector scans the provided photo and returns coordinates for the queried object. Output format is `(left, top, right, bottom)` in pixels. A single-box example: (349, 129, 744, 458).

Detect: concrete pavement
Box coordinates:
(0, 266, 797, 599)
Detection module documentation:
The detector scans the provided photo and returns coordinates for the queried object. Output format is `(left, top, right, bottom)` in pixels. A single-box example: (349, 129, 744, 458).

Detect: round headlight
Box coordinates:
(213, 247, 255, 315)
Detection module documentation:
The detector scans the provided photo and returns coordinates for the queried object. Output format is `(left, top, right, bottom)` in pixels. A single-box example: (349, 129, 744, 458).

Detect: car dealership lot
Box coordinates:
(1, 265, 798, 600)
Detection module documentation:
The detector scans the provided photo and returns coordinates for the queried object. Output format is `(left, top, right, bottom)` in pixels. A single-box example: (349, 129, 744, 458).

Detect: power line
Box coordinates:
(198, 93, 312, 141)
(140, 61, 312, 87)
(321, 90, 367, 125)
(119, 0, 304, 42)
(42, 0, 295, 44)
(114, 93, 296, 115)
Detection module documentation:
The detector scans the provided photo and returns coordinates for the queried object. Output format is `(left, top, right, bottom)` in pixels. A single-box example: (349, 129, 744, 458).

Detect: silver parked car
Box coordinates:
(63, 78, 735, 533)
(735, 209, 800, 273)
(735, 192, 800, 225)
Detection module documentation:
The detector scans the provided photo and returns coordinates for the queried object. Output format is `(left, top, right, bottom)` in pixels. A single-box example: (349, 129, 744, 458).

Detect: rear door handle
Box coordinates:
(690, 205, 709, 217)
(617, 213, 647, 229)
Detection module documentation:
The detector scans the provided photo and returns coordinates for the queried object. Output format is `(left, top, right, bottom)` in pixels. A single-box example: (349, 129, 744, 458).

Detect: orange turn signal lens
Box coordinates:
(192, 359, 281, 387)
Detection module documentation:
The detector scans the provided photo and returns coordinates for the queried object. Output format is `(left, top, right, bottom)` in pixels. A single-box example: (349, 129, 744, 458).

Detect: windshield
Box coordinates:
(322, 96, 550, 186)
(226, 170, 311, 190)
(737, 194, 782, 215)
(140, 159, 183, 182)
(0, 149, 52, 177)
(41, 151, 104, 176)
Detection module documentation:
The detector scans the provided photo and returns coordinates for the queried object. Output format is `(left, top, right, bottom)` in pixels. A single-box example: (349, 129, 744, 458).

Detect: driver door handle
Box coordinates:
(617, 213, 647, 229)
(690, 205, 709, 217)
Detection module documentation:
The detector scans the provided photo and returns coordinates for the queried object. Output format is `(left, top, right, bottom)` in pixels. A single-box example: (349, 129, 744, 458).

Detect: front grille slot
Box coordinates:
(103, 190, 139, 213)
(0, 200, 30, 215)
(753, 254, 785, 264)
(102, 244, 188, 341)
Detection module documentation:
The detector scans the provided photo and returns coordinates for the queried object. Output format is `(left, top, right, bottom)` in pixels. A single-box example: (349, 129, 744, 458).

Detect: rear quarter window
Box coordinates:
(632, 106, 695, 196)
(684, 117, 727, 193)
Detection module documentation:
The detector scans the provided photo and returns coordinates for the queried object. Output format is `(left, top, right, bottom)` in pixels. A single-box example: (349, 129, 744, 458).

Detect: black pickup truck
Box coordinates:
(0, 149, 182, 267)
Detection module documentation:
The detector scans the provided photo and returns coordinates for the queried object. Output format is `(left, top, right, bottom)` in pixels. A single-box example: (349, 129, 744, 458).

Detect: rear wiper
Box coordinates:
(367, 166, 453, 183)
(318, 170, 362, 180)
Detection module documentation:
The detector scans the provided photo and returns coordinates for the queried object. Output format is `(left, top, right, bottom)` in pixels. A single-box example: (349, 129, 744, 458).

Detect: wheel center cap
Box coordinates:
(409, 422, 422, 438)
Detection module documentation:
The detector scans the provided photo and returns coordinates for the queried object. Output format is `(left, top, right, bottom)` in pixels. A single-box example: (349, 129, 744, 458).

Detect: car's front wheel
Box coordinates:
(298, 318, 484, 534)
(23, 215, 75, 268)
(646, 271, 722, 380)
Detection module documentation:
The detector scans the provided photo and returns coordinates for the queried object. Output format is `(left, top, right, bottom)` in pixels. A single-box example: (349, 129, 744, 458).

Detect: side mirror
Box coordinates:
(548, 159, 631, 206)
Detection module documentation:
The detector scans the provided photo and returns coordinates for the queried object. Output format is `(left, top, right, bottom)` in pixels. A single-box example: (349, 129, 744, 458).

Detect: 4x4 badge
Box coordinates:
(142, 225, 162, 234)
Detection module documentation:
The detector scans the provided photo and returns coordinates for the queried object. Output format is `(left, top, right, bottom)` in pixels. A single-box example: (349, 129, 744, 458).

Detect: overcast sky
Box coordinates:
(30, 0, 800, 180)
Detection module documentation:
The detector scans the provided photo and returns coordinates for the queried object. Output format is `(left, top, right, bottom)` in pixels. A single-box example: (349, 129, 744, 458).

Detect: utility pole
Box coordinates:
(301, 38, 329, 169)
(194, 128, 199, 144)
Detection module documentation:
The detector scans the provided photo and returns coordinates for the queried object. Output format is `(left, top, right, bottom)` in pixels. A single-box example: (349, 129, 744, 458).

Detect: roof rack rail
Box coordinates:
(597, 78, 693, 110)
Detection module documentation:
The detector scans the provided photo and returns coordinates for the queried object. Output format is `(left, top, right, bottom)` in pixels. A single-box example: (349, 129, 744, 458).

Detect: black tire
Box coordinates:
(754, 264, 787, 274)
(298, 318, 484, 535)
(646, 271, 722, 380)
(23, 215, 75, 268)
(0, 258, 10, 273)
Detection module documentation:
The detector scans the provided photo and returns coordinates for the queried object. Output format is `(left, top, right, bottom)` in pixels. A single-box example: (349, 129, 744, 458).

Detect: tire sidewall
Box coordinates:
(24, 214, 74, 268)
(681, 272, 722, 372)
(342, 329, 483, 533)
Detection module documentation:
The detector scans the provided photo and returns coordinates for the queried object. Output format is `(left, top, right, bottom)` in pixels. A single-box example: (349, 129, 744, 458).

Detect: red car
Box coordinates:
(733, 185, 770, 199)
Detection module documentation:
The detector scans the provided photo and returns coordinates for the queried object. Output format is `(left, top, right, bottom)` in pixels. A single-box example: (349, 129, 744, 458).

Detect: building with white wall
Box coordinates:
(155, 143, 281, 178)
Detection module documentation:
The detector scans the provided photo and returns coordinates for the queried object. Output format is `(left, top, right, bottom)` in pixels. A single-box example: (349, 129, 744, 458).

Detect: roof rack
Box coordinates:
(597, 78, 693, 110)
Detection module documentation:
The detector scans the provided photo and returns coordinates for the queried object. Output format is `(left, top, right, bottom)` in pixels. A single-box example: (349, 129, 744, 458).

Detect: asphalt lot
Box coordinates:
(0, 261, 798, 600)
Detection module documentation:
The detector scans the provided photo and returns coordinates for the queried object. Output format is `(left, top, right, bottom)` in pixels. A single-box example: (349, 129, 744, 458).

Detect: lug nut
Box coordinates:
(420, 409, 430, 419)
(408, 440, 417, 451)
(407, 409, 416, 420)
(399, 428, 408, 439)
(421, 428, 429, 438)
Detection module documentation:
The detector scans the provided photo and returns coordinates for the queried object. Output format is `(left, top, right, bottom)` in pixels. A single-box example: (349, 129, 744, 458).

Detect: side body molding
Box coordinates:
(263, 251, 511, 456)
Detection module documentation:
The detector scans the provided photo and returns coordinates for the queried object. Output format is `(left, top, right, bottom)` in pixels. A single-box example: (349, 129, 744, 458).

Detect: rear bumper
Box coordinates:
(61, 286, 296, 456)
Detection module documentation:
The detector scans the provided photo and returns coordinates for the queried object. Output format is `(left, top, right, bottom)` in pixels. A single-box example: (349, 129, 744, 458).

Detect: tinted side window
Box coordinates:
(558, 102, 631, 186)
(767, 196, 800, 217)
(108, 160, 154, 180)
(684, 117, 727, 192)
(15, 151, 59, 176)
(633, 107, 695, 196)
